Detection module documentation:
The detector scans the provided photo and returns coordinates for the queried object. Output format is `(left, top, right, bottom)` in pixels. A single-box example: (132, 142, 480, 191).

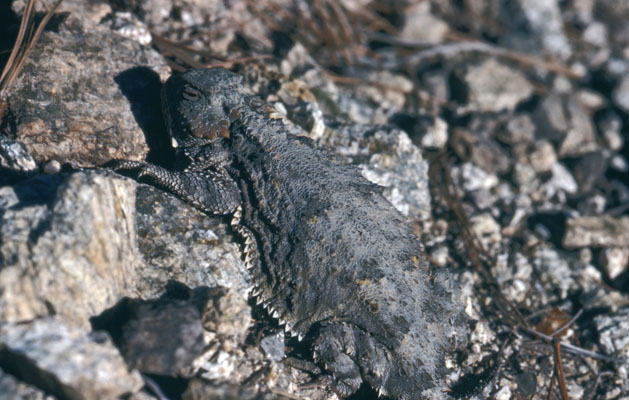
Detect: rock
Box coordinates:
(459, 162, 499, 192)
(563, 216, 629, 248)
(534, 94, 569, 143)
(399, 2, 449, 44)
(0, 367, 54, 400)
(512, 0, 572, 59)
(612, 74, 629, 112)
(450, 127, 512, 174)
(0, 137, 37, 185)
(260, 331, 285, 363)
(275, 79, 325, 140)
(582, 21, 608, 46)
(133, 183, 249, 298)
(116, 298, 205, 377)
(0, 172, 140, 328)
(499, 114, 535, 145)
(594, 308, 629, 393)
(5, 13, 170, 168)
(597, 110, 624, 151)
(199, 286, 251, 340)
(544, 162, 578, 195)
(458, 59, 533, 113)
(558, 97, 599, 157)
(0, 317, 142, 400)
(528, 140, 557, 173)
(599, 247, 629, 280)
(420, 116, 449, 149)
(183, 380, 287, 400)
(571, 151, 608, 193)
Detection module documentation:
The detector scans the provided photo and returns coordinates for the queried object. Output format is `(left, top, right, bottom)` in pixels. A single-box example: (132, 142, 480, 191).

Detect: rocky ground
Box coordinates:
(1, 0, 628, 399)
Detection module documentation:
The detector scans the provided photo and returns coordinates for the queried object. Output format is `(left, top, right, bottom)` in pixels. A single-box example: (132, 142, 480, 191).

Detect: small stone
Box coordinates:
(597, 111, 624, 151)
(460, 59, 533, 113)
(260, 331, 285, 363)
(529, 140, 557, 173)
(572, 151, 608, 193)
(599, 247, 629, 280)
(583, 22, 608, 46)
(512, 163, 539, 194)
(594, 308, 629, 393)
(420, 117, 448, 149)
(563, 216, 629, 248)
(558, 97, 599, 157)
(399, 2, 449, 44)
(43, 160, 61, 174)
(500, 114, 535, 145)
(534, 94, 569, 142)
(429, 246, 450, 267)
(515, 0, 572, 59)
(545, 162, 578, 195)
(613, 74, 629, 112)
(460, 163, 499, 192)
(200, 287, 251, 339)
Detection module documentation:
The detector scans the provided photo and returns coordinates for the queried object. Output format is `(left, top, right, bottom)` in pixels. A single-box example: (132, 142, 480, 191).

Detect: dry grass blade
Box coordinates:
(0, 0, 63, 122)
(553, 339, 570, 400)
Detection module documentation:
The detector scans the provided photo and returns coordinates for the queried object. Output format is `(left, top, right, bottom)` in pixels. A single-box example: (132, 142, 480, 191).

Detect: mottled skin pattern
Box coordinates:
(109, 68, 467, 399)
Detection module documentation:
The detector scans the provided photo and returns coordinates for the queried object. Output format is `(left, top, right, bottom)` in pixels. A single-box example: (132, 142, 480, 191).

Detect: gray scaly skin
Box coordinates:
(108, 68, 468, 399)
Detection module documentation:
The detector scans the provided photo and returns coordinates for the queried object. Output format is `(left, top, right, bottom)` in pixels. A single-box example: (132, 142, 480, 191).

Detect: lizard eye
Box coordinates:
(182, 86, 201, 101)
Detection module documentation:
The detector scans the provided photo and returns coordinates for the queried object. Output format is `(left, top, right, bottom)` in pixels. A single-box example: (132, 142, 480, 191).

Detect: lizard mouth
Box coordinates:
(190, 118, 230, 141)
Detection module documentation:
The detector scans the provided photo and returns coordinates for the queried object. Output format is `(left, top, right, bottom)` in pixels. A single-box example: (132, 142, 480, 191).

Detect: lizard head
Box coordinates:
(161, 68, 244, 148)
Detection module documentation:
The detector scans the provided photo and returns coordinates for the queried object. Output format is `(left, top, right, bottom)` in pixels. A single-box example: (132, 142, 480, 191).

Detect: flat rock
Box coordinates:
(0, 317, 142, 400)
(5, 13, 170, 168)
(563, 216, 629, 248)
(459, 59, 533, 113)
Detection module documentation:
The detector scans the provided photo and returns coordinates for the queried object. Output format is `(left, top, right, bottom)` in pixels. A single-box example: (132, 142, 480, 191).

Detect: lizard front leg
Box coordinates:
(106, 160, 241, 215)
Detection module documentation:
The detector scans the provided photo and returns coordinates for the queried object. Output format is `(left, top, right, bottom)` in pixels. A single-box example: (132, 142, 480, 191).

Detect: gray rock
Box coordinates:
(534, 94, 569, 143)
(0, 318, 142, 400)
(594, 308, 629, 393)
(0, 367, 54, 400)
(511, 0, 572, 59)
(0, 137, 37, 185)
(0, 172, 140, 328)
(612, 74, 629, 113)
(459, 59, 533, 113)
(5, 13, 170, 168)
(199, 287, 251, 339)
(572, 151, 608, 193)
(499, 114, 536, 145)
(528, 140, 557, 173)
(260, 331, 285, 363)
(558, 97, 599, 157)
(133, 183, 250, 298)
(0, 137, 36, 174)
(183, 380, 287, 400)
(451, 127, 512, 174)
(599, 247, 629, 280)
(119, 299, 205, 377)
(563, 216, 629, 248)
